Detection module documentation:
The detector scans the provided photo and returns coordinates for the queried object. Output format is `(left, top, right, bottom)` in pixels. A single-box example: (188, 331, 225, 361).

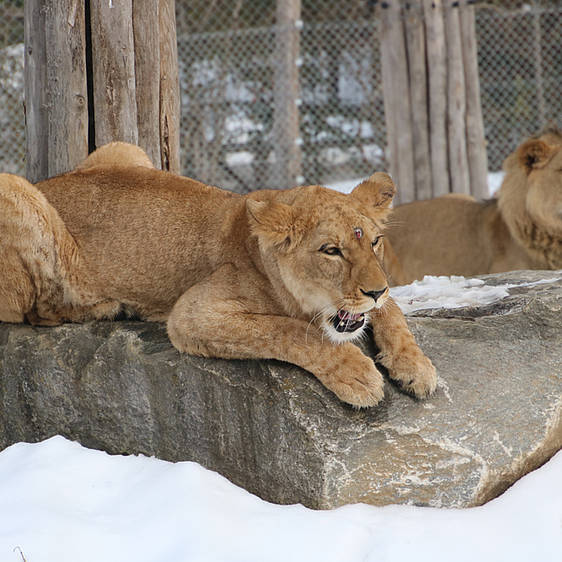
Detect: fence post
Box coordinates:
(25, 0, 88, 183)
(380, 0, 415, 204)
(89, 0, 139, 148)
(273, 0, 302, 189)
(158, 0, 181, 173)
(133, 1, 161, 168)
(379, 0, 489, 201)
(460, 0, 488, 200)
(444, 0, 471, 195)
(24, 0, 180, 180)
(422, 0, 449, 197)
(405, 0, 432, 201)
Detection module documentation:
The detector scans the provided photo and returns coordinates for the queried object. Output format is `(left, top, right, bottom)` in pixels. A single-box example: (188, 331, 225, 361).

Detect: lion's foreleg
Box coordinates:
(370, 297, 437, 399)
(167, 268, 385, 408)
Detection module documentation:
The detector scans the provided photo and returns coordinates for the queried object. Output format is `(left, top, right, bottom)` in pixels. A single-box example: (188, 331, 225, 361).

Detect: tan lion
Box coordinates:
(0, 142, 436, 408)
(386, 130, 562, 284)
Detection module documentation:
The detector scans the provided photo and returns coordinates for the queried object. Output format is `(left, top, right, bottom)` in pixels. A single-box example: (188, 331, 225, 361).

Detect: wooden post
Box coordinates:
(133, 1, 161, 168)
(380, 0, 488, 201)
(422, 0, 449, 197)
(24, 0, 48, 182)
(405, 0, 432, 201)
(273, 0, 302, 189)
(158, 0, 181, 173)
(25, 0, 88, 183)
(460, 0, 488, 199)
(24, 0, 181, 179)
(380, 0, 415, 204)
(89, 0, 138, 148)
(444, 2, 470, 195)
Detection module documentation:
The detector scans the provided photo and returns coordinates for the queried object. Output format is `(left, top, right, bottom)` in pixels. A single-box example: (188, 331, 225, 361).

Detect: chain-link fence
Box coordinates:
(0, 1, 560, 190)
(0, 0, 25, 175)
(476, 4, 562, 170)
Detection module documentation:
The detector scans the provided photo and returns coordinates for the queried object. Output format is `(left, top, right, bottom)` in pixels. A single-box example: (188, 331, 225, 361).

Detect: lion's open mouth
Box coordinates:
(331, 309, 365, 333)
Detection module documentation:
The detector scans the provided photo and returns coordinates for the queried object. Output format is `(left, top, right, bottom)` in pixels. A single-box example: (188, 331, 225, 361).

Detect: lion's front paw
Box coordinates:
(384, 346, 437, 399)
(320, 353, 385, 408)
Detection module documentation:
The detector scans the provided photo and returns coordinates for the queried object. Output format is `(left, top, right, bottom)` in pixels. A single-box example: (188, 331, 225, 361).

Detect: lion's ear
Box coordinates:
(246, 199, 306, 251)
(517, 139, 556, 173)
(350, 172, 396, 208)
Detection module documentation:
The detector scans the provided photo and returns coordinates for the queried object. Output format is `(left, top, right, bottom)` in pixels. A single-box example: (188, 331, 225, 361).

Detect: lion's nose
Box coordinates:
(360, 287, 388, 303)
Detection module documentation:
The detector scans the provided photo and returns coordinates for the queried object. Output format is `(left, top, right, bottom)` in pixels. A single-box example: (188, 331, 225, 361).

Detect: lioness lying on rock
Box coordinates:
(0, 142, 436, 408)
(386, 130, 562, 284)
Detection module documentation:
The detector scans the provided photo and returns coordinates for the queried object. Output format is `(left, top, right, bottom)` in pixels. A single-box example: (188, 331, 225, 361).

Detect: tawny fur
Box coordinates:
(386, 130, 562, 284)
(0, 142, 436, 407)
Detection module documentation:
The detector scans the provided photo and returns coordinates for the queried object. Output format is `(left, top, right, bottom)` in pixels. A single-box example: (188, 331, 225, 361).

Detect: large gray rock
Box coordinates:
(0, 270, 560, 509)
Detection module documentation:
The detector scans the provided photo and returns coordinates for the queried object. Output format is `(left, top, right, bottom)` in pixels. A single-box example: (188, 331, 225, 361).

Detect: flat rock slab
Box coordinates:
(0, 270, 560, 509)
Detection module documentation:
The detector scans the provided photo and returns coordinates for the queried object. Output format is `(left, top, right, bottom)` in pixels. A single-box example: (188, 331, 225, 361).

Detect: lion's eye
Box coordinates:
(319, 244, 343, 257)
(372, 236, 383, 249)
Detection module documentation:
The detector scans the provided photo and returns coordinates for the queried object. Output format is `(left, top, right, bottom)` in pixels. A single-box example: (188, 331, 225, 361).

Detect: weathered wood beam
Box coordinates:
(133, 1, 162, 168)
(405, 0, 432, 200)
(273, 0, 302, 189)
(25, 0, 88, 182)
(444, 1, 470, 195)
(89, 0, 138, 148)
(422, 0, 449, 197)
(158, 0, 181, 173)
(460, 1, 488, 199)
(380, 0, 415, 204)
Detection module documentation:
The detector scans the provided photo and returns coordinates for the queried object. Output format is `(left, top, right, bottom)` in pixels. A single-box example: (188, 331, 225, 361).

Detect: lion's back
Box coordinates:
(35, 166, 242, 309)
(386, 196, 495, 283)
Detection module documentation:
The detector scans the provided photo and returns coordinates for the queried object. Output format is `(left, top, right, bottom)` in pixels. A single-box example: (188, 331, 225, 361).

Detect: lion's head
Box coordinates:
(247, 173, 395, 342)
(499, 130, 562, 266)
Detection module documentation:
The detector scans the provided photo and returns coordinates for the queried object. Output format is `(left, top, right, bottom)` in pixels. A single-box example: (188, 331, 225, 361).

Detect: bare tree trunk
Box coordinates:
(423, 0, 449, 197)
(444, 2, 470, 195)
(380, 1, 488, 201)
(25, 0, 88, 183)
(89, 0, 138, 148)
(24, 0, 48, 182)
(380, 0, 415, 204)
(24, 0, 181, 178)
(158, 0, 181, 173)
(273, 0, 302, 189)
(133, 1, 161, 168)
(460, 1, 488, 199)
(405, 0, 432, 201)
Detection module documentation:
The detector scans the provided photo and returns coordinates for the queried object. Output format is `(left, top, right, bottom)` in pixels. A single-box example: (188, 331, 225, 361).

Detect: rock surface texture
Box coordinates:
(0, 270, 560, 509)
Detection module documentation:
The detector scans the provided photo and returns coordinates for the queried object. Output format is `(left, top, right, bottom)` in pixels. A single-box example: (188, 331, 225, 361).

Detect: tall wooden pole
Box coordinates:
(405, 0, 432, 201)
(24, 0, 181, 181)
(273, 0, 302, 189)
(89, 0, 139, 148)
(423, 0, 449, 197)
(158, 0, 181, 173)
(25, 0, 88, 183)
(379, 0, 488, 201)
(460, 0, 488, 199)
(380, 0, 415, 204)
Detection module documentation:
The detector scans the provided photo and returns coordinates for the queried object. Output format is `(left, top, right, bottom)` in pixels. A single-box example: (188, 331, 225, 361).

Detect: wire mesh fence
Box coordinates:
(0, 0, 25, 175)
(0, 1, 560, 192)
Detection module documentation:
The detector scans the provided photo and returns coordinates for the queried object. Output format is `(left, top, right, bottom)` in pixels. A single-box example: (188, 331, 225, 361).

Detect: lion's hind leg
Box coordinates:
(0, 173, 78, 325)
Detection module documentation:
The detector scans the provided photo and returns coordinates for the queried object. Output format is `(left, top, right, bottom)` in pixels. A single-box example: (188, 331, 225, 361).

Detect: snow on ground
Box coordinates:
(389, 275, 560, 314)
(0, 436, 560, 562)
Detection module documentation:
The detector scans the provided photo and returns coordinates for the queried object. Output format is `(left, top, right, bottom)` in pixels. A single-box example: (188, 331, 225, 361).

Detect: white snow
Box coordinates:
(0, 436, 560, 562)
(487, 170, 505, 196)
(390, 275, 560, 314)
